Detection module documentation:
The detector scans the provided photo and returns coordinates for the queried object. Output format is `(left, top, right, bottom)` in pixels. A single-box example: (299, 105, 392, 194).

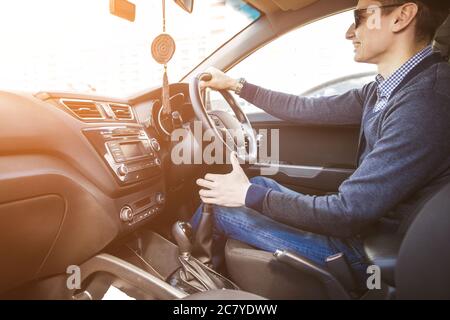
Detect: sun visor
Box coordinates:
(272, 0, 319, 11)
(245, 0, 319, 13)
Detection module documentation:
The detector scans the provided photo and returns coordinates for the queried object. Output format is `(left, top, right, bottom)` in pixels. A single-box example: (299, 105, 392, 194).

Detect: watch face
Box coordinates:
(236, 78, 245, 95)
(236, 83, 243, 95)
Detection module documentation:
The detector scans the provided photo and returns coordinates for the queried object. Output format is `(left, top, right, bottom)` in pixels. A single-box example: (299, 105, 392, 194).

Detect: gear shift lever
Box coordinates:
(192, 204, 214, 266)
(168, 204, 239, 293)
(172, 221, 193, 258)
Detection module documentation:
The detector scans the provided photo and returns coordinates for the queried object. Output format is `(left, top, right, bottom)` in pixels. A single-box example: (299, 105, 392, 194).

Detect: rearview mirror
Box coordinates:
(109, 0, 136, 22)
(173, 0, 194, 13)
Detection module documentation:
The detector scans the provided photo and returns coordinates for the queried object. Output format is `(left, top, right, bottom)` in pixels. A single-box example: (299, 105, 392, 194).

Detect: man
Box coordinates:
(191, 0, 450, 284)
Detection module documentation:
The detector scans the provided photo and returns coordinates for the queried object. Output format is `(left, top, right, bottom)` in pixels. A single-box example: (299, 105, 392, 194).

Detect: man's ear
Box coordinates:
(391, 3, 419, 34)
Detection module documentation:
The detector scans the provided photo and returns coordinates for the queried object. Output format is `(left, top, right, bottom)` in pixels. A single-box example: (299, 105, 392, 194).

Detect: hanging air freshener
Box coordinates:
(151, 0, 176, 118)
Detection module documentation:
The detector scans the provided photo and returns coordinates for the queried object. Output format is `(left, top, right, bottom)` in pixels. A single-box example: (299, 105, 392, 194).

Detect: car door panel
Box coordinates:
(246, 112, 359, 195)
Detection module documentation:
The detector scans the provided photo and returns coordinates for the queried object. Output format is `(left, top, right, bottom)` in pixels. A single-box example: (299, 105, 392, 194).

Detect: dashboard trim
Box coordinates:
(59, 98, 107, 121)
(107, 102, 136, 121)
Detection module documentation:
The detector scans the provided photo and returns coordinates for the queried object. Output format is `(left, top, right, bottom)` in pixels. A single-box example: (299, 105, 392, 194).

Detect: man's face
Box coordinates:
(346, 0, 398, 64)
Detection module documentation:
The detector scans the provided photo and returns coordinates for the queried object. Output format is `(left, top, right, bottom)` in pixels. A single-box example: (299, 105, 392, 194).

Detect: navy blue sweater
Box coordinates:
(241, 53, 450, 238)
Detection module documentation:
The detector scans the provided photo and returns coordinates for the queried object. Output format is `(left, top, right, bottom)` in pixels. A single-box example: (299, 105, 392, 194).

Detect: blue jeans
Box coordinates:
(191, 177, 369, 285)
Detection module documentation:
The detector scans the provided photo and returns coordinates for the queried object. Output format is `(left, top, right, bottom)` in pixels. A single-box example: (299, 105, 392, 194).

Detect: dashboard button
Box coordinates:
(155, 193, 165, 205)
(151, 139, 161, 152)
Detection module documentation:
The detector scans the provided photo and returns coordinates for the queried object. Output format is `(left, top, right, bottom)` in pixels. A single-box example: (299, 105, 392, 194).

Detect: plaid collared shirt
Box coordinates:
(374, 45, 434, 113)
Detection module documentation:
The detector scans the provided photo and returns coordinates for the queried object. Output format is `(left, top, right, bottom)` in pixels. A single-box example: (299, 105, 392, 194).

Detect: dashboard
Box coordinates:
(0, 83, 195, 294)
(133, 84, 195, 136)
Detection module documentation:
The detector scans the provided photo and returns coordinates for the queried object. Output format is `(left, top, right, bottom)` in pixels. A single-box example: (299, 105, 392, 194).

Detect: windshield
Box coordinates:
(0, 0, 260, 98)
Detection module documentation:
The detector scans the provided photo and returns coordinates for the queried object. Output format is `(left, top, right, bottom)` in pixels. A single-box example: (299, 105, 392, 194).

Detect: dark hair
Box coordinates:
(382, 0, 449, 42)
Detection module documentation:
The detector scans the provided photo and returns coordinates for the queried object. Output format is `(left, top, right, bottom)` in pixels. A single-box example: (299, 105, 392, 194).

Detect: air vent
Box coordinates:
(61, 100, 104, 120)
(109, 104, 134, 120)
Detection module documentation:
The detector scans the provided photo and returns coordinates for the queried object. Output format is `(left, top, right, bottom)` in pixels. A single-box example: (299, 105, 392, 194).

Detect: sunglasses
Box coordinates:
(353, 4, 404, 28)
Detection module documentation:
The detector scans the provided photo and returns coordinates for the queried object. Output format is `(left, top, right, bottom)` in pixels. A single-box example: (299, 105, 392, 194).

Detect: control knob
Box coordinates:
(120, 206, 133, 223)
(117, 164, 129, 177)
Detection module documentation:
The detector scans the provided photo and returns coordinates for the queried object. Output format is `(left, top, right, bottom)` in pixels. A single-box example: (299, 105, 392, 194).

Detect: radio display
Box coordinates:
(120, 142, 143, 159)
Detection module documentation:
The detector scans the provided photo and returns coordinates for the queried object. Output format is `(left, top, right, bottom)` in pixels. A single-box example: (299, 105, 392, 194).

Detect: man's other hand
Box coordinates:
(196, 152, 251, 207)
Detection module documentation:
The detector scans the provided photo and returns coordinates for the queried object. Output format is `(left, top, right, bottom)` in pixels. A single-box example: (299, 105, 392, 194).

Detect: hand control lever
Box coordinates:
(171, 221, 193, 258)
(168, 203, 239, 293)
(192, 204, 214, 266)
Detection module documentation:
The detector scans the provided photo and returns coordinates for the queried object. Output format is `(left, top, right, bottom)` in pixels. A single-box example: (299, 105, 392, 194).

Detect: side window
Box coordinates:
(225, 11, 377, 114)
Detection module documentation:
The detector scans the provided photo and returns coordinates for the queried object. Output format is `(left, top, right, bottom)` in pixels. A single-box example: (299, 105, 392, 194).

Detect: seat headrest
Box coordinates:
(433, 14, 450, 59)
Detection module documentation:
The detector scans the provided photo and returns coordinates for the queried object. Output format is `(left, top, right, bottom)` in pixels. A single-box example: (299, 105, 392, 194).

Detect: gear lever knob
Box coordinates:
(172, 221, 193, 256)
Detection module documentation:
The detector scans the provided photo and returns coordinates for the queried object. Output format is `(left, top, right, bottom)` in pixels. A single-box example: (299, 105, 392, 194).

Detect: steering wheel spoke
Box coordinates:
(190, 73, 258, 164)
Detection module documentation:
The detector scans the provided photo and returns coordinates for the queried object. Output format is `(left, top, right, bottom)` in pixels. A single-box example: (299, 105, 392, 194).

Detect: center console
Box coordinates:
(72, 229, 264, 300)
(83, 125, 166, 227)
(83, 126, 162, 185)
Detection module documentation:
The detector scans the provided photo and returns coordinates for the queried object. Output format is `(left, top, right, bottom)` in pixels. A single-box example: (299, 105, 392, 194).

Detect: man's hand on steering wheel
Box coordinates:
(199, 67, 240, 92)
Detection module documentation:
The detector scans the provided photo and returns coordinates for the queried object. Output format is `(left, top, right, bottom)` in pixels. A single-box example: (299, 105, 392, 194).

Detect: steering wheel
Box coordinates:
(189, 73, 257, 163)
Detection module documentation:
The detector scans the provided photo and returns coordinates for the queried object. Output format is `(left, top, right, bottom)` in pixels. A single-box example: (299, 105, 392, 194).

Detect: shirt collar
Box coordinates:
(375, 45, 434, 99)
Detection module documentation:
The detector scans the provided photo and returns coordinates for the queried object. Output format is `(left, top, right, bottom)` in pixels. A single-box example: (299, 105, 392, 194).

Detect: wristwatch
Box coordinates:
(234, 78, 246, 95)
